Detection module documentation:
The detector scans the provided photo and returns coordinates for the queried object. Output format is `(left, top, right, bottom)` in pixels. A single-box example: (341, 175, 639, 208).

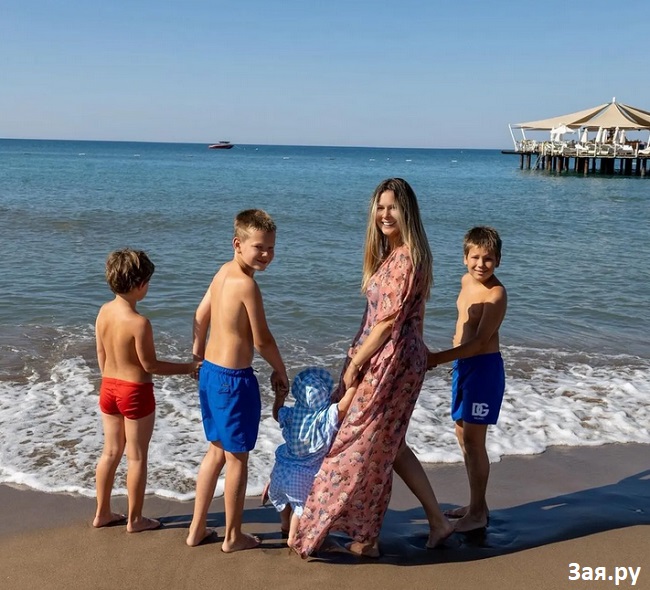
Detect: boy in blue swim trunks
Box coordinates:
(427, 226, 507, 533)
(186, 209, 289, 552)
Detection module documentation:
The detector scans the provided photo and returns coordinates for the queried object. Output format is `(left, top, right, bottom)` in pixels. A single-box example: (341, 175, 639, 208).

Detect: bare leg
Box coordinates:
(280, 505, 291, 534)
(260, 480, 270, 505)
(394, 442, 454, 548)
(287, 512, 299, 546)
(454, 421, 490, 532)
(125, 411, 160, 532)
(93, 413, 127, 527)
(221, 450, 261, 552)
(186, 442, 225, 546)
(444, 420, 471, 518)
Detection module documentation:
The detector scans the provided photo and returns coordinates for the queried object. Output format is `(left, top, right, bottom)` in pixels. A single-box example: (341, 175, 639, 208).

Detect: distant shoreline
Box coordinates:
(0, 137, 506, 150)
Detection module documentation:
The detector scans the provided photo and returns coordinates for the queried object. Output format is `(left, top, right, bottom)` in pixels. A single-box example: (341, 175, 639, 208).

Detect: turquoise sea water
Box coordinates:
(1, 139, 648, 499)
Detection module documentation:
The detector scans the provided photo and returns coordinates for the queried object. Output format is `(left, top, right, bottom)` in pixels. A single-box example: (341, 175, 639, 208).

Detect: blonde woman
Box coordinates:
(292, 179, 452, 558)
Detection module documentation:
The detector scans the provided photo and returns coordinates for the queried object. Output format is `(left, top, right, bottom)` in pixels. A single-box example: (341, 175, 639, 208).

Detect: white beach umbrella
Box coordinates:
(580, 129, 589, 143)
(550, 124, 574, 141)
(595, 127, 604, 143)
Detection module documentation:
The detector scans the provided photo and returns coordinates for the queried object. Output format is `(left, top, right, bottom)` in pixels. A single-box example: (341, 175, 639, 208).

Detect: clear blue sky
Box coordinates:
(2, 1, 648, 148)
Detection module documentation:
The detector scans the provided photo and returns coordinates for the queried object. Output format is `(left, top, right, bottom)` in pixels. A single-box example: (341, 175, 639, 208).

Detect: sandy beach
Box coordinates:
(1, 443, 648, 590)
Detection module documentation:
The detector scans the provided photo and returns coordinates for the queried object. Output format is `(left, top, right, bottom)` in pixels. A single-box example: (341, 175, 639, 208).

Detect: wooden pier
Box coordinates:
(507, 100, 650, 176)
(502, 145, 649, 176)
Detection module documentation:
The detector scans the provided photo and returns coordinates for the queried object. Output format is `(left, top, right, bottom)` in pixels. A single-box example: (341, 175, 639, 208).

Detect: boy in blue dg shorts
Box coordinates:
(451, 352, 505, 425)
(428, 227, 507, 533)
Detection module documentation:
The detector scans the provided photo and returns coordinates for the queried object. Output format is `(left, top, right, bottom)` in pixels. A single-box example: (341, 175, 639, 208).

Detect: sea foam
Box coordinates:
(0, 345, 648, 500)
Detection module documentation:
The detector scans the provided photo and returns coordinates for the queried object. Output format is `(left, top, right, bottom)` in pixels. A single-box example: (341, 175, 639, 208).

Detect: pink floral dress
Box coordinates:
(293, 245, 428, 556)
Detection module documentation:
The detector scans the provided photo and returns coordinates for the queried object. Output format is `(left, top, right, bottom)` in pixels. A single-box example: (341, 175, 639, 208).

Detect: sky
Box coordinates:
(2, 1, 648, 148)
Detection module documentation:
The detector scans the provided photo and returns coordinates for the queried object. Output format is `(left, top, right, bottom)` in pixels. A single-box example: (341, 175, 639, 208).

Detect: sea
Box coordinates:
(1, 138, 648, 501)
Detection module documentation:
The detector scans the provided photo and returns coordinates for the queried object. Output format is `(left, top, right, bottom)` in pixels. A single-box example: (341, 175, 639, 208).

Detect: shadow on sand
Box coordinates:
(266, 469, 650, 565)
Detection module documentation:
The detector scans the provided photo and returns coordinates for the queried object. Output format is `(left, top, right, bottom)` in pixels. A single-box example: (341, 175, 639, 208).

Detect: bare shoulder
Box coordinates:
(218, 261, 259, 299)
(96, 301, 109, 322)
(487, 275, 507, 303)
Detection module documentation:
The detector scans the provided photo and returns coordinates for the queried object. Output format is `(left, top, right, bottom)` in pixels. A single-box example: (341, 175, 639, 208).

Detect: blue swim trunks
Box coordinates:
(198, 361, 261, 453)
(451, 352, 505, 425)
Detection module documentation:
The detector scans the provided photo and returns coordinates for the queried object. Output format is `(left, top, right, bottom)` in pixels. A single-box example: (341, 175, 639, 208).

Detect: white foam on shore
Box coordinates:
(0, 346, 648, 500)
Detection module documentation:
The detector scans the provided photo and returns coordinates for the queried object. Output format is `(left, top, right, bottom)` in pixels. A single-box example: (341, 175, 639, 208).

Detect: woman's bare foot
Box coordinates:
(443, 506, 468, 519)
(93, 512, 126, 528)
(221, 532, 261, 553)
(453, 513, 488, 533)
(186, 527, 217, 547)
(127, 516, 161, 533)
(346, 540, 380, 558)
(426, 519, 455, 549)
(286, 541, 307, 559)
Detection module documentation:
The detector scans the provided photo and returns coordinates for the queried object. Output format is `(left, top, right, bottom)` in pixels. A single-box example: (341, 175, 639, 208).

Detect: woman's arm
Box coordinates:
(343, 313, 397, 388)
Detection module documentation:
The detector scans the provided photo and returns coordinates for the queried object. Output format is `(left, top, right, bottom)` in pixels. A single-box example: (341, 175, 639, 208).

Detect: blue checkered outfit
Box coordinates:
(268, 367, 340, 517)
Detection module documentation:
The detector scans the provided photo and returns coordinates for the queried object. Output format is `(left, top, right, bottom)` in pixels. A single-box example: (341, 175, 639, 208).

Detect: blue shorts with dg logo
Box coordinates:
(198, 361, 261, 452)
(451, 352, 505, 425)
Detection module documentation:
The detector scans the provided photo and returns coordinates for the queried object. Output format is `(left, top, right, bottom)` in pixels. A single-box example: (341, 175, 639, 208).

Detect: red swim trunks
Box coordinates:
(99, 377, 155, 420)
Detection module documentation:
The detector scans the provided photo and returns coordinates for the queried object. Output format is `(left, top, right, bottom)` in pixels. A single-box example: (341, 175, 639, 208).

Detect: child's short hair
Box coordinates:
(105, 248, 155, 294)
(234, 209, 276, 240)
(463, 226, 502, 260)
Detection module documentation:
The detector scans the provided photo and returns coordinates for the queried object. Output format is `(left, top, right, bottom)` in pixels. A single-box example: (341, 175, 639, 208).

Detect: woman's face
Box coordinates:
(375, 190, 402, 245)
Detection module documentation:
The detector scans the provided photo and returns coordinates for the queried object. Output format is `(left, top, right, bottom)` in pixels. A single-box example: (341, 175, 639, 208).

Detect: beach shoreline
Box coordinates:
(1, 442, 648, 589)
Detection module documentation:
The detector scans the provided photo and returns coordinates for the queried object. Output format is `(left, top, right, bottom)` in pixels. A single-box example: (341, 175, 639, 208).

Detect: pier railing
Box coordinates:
(505, 140, 649, 175)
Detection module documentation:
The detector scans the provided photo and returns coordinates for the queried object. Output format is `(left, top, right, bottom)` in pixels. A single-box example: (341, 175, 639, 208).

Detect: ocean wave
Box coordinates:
(0, 344, 648, 500)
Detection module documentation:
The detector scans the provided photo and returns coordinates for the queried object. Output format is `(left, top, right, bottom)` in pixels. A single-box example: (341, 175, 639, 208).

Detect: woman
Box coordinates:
(292, 178, 452, 557)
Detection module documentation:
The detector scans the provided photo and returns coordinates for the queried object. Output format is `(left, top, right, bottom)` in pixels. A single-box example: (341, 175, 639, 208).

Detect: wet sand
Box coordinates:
(1, 443, 648, 590)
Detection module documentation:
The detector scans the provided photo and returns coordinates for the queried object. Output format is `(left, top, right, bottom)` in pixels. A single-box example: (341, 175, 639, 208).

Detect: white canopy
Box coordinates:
(513, 99, 650, 131)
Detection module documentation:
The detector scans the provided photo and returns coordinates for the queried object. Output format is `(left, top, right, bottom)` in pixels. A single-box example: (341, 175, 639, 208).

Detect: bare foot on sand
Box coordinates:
(221, 532, 261, 553)
(445, 506, 490, 523)
(346, 540, 380, 558)
(286, 540, 306, 559)
(426, 520, 455, 549)
(453, 513, 488, 533)
(186, 527, 217, 547)
(127, 516, 161, 533)
(444, 506, 468, 519)
(93, 512, 126, 528)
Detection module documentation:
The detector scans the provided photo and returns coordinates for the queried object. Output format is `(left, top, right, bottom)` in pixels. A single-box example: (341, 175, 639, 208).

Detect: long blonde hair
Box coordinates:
(361, 178, 433, 298)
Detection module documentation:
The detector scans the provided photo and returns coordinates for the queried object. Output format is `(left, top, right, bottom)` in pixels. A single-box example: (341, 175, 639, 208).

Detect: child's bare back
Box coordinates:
(96, 298, 153, 383)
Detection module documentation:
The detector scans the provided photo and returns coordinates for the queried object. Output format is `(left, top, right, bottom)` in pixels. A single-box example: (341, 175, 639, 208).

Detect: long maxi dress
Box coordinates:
(293, 245, 429, 556)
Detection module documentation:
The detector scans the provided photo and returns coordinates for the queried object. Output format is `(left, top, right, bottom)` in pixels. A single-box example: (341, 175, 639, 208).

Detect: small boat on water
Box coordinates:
(208, 141, 234, 149)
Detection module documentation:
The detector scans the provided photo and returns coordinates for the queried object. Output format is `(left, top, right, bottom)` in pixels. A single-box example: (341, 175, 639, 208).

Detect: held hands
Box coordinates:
(271, 370, 289, 422)
(343, 357, 362, 390)
(426, 350, 438, 371)
(271, 370, 289, 394)
(190, 360, 202, 380)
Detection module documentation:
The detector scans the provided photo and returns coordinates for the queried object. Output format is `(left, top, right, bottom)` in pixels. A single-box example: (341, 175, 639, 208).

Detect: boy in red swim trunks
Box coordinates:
(427, 227, 507, 534)
(94, 248, 200, 533)
(186, 209, 289, 552)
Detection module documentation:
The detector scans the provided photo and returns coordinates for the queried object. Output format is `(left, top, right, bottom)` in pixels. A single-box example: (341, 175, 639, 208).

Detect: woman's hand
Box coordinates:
(343, 359, 360, 389)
